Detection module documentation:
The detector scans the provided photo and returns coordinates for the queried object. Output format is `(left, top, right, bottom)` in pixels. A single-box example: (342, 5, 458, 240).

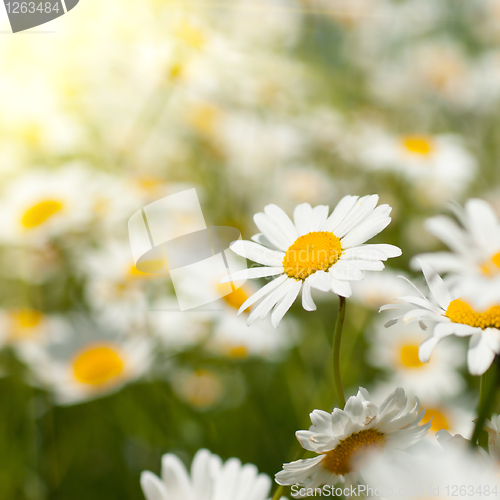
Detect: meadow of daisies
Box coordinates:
(2, 0, 500, 499)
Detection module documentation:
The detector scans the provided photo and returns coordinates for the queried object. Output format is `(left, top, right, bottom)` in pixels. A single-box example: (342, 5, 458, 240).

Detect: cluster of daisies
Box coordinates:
(137, 193, 500, 499)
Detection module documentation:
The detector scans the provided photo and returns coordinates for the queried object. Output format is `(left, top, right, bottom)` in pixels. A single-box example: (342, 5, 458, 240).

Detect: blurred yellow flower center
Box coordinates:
(228, 345, 249, 359)
(217, 283, 250, 311)
(399, 344, 424, 368)
(175, 22, 205, 50)
(182, 369, 222, 409)
(322, 429, 385, 476)
(21, 200, 63, 229)
(402, 136, 434, 156)
(73, 344, 125, 386)
(445, 299, 500, 329)
(481, 252, 500, 276)
(283, 231, 342, 281)
(421, 407, 450, 432)
(9, 309, 43, 340)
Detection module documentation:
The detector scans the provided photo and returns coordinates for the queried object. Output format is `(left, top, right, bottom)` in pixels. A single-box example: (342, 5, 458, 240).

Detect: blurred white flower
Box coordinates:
(224, 196, 401, 327)
(0, 165, 95, 246)
(363, 443, 500, 499)
(368, 313, 465, 400)
(356, 128, 476, 206)
(381, 261, 500, 376)
(275, 387, 429, 488)
(413, 199, 500, 307)
(17, 317, 153, 404)
(141, 448, 285, 500)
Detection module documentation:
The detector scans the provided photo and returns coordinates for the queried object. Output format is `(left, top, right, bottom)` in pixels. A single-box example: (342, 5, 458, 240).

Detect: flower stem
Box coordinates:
(271, 485, 284, 500)
(332, 295, 347, 409)
(471, 360, 499, 448)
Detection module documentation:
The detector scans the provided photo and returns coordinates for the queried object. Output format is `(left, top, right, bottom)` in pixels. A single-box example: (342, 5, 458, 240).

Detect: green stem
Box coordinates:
(471, 361, 499, 448)
(332, 296, 347, 409)
(271, 485, 284, 500)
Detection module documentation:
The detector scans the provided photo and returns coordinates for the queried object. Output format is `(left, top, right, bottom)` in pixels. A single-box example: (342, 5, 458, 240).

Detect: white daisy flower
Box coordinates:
(222, 195, 401, 327)
(17, 317, 153, 405)
(355, 128, 476, 207)
(380, 261, 500, 376)
(0, 165, 94, 246)
(275, 387, 429, 488)
(368, 313, 465, 400)
(413, 198, 500, 307)
(141, 448, 285, 500)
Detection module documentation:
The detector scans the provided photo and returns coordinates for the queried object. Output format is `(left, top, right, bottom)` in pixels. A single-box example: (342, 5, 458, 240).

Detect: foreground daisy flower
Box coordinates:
(275, 387, 429, 488)
(141, 448, 285, 500)
(414, 198, 500, 307)
(380, 261, 500, 376)
(223, 195, 401, 327)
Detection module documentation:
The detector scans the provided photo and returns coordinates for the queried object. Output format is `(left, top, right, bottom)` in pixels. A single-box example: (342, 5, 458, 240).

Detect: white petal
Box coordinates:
(425, 216, 467, 256)
(264, 204, 299, 242)
(331, 194, 379, 238)
(246, 279, 292, 324)
(465, 199, 500, 250)
(323, 195, 359, 233)
(229, 240, 285, 266)
(271, 280, 302, 327)
(237, 274, 288, 315)
(302, 279, 317, 311)
(161, 454, 192, 499)
(141, 472, 167, 500)
(308, 270, 331, 292)
(221, 266, 284, 284)
(330, 277, 352, 297)
(341, 206, 392, 248)
(293, 203, 313, 235)
(308, 205, 330, 232)
(330, 261, 364, 281)
(251, 233, 275, 248)
(468, 332, 496, 376)
(254, 213, 291, 251)
(344, 259, 385, 271)
(417, 260, 453, 310)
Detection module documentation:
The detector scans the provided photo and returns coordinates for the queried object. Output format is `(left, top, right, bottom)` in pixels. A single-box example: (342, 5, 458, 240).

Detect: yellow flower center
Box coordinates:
(421, 407, 450, 433)
(283, 231, 342, 281)
(8, 309, 43, 340)
(228, 345, 249, 359)
(480, 252, 500, 276)
(72, 344, 125, 386)
(322, 429, 385, 476)
(217, 283, 250, 311)
(399, 343, 425, 369)
(21, 200, 63, 229)
(401, 135, 434, 156)
(445, 299, 500, 329)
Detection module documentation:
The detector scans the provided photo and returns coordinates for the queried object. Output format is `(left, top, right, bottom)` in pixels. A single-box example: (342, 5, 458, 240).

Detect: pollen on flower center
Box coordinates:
(283, 231, 342, 281)
(73, 344, 125, 386)
(401, 135, 434, 156)
(322, 429, 385, 476)
(22, 200, 63, 229)
(445, 299, 500, 330)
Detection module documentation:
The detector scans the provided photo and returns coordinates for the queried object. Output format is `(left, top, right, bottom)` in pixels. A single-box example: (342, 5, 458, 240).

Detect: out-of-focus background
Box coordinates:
(0, 0, 499, 498)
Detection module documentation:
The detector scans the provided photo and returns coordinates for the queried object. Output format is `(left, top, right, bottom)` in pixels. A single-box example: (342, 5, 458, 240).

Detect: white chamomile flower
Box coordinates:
(414, 198, 500, 307)
(356, 129, 476, 206)
(275, 387, 429, 488)
(141, 448, 285, 500)
(17, 318, 152, 404)
(0, 165, 94, 246)
(223, 195, 401, 327)
(485, 415, 500, 464)
(380, 261, 500, 376)
(368, 313, 465, 400)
